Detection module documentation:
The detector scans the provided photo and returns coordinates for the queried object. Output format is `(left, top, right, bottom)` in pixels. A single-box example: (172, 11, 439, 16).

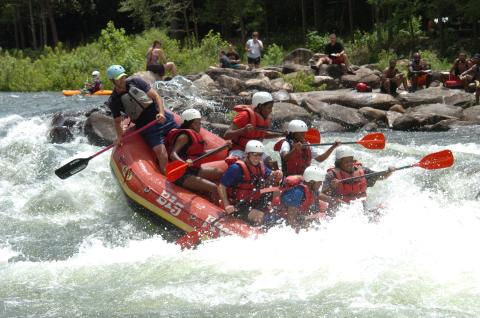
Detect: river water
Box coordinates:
(1, 88, 480, 318)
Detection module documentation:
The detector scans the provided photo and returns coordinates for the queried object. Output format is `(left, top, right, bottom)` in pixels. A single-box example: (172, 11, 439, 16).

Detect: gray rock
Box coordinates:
(389, 104, 406, 113)
(132, 71, 160, 84)
(206, 67, 257, 81)
(83, 111, 116, 146)
(271, 78, 293, 92)
(361, 122, 379, 132)
(386, 111, 404, 128)
(311, 119, 347, 132)
(282, 63, 313, 74)
(302, 98, 368, 130)
(396, 87, 475, 108)
(409, 103, 463, 119)
(272, 90, 294, 103)
(359, 107, 387, 121)
(313, 76, 339, 90)
(216, 75, 246, 94)
(419, 119, 453, 132)
(282, 48, 314, 65)
(48, 126, 73, 144)
(392, 112, 456, 131)
(272, 102, 312, 127)
(193, 74, 217, 91)
(245, 76, 273, 92)
(463, 105, 480, 123)
(340, 67, 381, 89)
(256, 69, 282, 79)
(315, 64, 344, 79)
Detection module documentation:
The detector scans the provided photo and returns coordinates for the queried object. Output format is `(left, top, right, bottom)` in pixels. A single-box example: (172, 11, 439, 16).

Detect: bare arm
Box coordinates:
(169, 134, 189, 162)
(217, 183, 234, 213)
(314, 142, 339, 163)
(146, 88, 166, 123)
(224, 123, 252, 140)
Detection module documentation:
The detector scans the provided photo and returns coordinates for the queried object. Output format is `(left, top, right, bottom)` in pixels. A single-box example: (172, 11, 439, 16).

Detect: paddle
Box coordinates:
(55, 119, 158, 180)
(339, 149, 454, 183)
(272, 128, 322, 151)
(306, 133, 385, 150)
(166, 144, 230, 182)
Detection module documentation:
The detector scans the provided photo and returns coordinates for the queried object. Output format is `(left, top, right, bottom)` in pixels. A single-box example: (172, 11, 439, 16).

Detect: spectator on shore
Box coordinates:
(450, 52, 473, 89)
(146, 40, 177, 78)
(84, 70, 103, 94)
(380, 60, 408, 95)
(313, 33, 354, 75)
(408, 52, 432, 92)
(245, 31, 263, 70)
(226, 44, 241, 64)
(219, 50, 245, 69)
(460, 53, 480, 104)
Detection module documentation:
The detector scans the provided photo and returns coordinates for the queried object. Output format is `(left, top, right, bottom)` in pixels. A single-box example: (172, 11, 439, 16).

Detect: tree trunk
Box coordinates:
(41, 1, 48, 47)
(313, 0, 320, 31)
(301, 0, 306, 37)
(348, 0, 354, 42)
(46, 0, 58, 46)
(13, 6, 20, 49)
(28, 0, 38, 49)
(17, 8, 26, 49)
(190, 0, 199, 42)
(182, 6, 190, 45)
(240, 18, 246, 57)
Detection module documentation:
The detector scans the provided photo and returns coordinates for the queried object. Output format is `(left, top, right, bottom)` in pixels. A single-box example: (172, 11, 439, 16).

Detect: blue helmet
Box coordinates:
(107, 65, 126, 80)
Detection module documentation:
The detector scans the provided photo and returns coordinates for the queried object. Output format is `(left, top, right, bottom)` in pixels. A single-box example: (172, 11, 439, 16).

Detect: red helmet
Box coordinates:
(356, 82, 370, 92)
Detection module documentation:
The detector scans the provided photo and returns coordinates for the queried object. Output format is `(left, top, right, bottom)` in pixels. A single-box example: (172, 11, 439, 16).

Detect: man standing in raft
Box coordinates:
(167, 109, 226, 195)
(279, 119, 340, 176)
(224, 91, 284, 158)
(217, 140, 283, 225)
(106, 64, 178, 175)
(275, 166, 334, 230)
(322, 147, 395, 211)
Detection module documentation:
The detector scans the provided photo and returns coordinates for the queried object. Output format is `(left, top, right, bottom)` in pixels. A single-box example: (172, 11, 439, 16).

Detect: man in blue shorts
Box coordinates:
(106, 64, 178, 175)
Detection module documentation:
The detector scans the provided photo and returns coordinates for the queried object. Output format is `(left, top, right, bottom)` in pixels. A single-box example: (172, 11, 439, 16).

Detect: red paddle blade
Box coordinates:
(357, 133, 385, 150)
(416, 149, 454, 170)
(273, 138, 285, 152)
(166, 160, 188, 182)
(305, 128, 321, 144)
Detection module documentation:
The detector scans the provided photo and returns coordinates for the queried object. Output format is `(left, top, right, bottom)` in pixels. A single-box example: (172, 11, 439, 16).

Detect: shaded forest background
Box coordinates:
(0, 0, 479, 91)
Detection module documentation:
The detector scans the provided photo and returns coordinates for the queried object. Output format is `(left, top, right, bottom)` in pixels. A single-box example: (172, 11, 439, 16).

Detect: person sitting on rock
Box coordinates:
(224, 92, 284, 159)
(313, 33, 354, 75)
(226, 44, 241, 64)
(279, 120, 340, 176)
(275, 166, 335, 231)
(380, 60, 409, 95)
(217, 140, 283, 226)
(322, 147, 395, 213)
(408, 52, 432, 92)
(146, 40, 177, 79)
(460, 53, 480, 103)
(166, 109, 228, 195)
(219, 50, 242, 69)
(84, 70, 103, 94)
(449, 52, 472, 89)
(106, 64, 178, 175)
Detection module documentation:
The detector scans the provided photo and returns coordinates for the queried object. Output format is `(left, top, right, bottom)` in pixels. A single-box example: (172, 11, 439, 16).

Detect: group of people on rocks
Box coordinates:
(104, 63, 394, 230)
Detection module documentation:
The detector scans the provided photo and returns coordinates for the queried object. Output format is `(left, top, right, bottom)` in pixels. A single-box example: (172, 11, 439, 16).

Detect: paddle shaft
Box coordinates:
(256, 127, 284, 134)
(192, 144, 230, 164)
(306, 141, 356, 147)
(339, 164, 413, 183)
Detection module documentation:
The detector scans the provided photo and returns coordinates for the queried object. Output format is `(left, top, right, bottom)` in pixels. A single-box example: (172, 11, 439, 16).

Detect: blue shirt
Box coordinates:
(220, 163, 272, 187)
(281, 186, 307, 208)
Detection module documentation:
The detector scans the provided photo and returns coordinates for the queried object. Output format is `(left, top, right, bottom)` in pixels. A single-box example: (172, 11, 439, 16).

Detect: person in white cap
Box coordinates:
(84, 70, 103, 94)
(217, 140, 283, 225)
(279, 119, 340, 176)
(166, 109, 228, 194)
(273, 166, 335, 230)
(224, 91, 284, 158)
(322, 147, 395, 207)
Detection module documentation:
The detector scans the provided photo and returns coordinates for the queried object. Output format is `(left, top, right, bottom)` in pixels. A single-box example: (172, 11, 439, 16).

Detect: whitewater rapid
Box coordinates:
(0, 91, 480, 317)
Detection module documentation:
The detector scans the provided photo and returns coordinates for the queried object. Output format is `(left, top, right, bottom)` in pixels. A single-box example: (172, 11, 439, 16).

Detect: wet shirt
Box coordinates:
(322, 166, 376, 192)
(325, 42, 344, 56)
(220, 163, 272, 187)
(281, 185, 308, 207)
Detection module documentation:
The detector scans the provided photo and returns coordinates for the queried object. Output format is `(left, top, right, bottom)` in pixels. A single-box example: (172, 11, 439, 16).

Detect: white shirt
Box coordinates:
(246, 39, 263, 58)
(280, 140, 321, 157)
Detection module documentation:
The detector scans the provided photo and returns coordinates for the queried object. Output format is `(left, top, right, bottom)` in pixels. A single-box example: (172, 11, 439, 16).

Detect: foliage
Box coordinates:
(305, 31, 329, 53)
(417, 50, 450, 71)
(282, 72, 318, 93)
(262, 44, 285, 66)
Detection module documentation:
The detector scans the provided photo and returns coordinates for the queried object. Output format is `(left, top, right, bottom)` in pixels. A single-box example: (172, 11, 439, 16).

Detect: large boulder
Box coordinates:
(216, 75, 246, 94)
(302, 98, 368, 130)
(386, 111, 404, 128)
(245, 76, 273, 92)
(282, 48, 314, 65)
(192, 74, 217, 92)
(409, 103, 463, 119)
(132, 71, 160, 84)
(359, 107, 387, 122)
(282, 64, 313, 74)
(48, 126, 73, 144)
(317, 64, 343, 78)
(206, 67, 257, 81)
(340, 67, 381, 89)
(396, 87, 475, 108)
(463, 105, 480, 123)
(313, 76, 339, 90)
(83, 111, 116, 146)
(272, 90, 295, 103)
(272, 102, 312, 127)
(291, 90, 399, 110)
(392, 112, 457, 131)
(271, 78, 294, 92)
(311, 119, 347, 132)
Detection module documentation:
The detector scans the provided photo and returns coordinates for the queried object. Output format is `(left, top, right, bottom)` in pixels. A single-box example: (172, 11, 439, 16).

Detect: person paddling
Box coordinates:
(217, 140, 283, 225)
(322, 147, 394, 211)
(84, 70, 103, 94)
(224, 92, 284, 158)
(166, 109, 227, 195)
(106, 64, 178, 175)
(275, 166, 337, 231)
(279, 119, 340, 176)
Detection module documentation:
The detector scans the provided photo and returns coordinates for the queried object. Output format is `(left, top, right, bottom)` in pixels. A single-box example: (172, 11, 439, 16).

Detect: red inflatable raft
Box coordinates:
(110, 114, 262, 241)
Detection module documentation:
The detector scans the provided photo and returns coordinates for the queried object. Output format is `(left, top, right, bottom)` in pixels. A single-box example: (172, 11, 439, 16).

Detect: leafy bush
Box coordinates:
(262, 43, 285, 66)
(305, 31, 329, 53)
(282, 72, 319, 92)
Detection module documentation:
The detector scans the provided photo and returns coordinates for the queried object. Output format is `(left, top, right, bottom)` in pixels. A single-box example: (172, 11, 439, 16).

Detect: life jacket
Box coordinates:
(227, 160, 267, 204)
(166, 129, 205, 168)
(410, 60, 424, 72)
(278, 138, 312, 176)
(273, 175, 327, 215)
(327, 163, 367, 203)
(230, 105, 270, 150)
(120, 84, 153, 121)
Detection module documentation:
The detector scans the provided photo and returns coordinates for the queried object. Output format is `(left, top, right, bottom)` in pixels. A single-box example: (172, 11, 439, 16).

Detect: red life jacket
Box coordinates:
(278, 139, 312, 176)
(230, 105, 271, 151)
(327, 163, 367, 203)
(166, 129, 205, 168)
(227, 160, 266, 204)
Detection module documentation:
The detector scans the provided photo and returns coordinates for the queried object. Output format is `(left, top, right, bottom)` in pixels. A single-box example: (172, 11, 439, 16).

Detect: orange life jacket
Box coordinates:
(327, 163, 367, 203)
(227, 160, 267, 204)
(166, 129, 205, 168)
(278, 138, 313, 176)
(230, 105, 271, 151)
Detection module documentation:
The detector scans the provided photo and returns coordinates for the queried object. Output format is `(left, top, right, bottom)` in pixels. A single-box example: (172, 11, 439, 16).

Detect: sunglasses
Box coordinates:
(250, 152, 263, 157)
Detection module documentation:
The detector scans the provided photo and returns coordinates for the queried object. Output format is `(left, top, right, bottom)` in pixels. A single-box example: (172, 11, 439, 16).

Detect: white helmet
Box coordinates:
(335, 147, 354, 160)
(288, 119, 308, 133)
(252, 92, 273, 108)
(245, 140, 265, 153)
(92, 70, 100, 77)
(181, 109, 201, 121)
(303, 166, 326, 182)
